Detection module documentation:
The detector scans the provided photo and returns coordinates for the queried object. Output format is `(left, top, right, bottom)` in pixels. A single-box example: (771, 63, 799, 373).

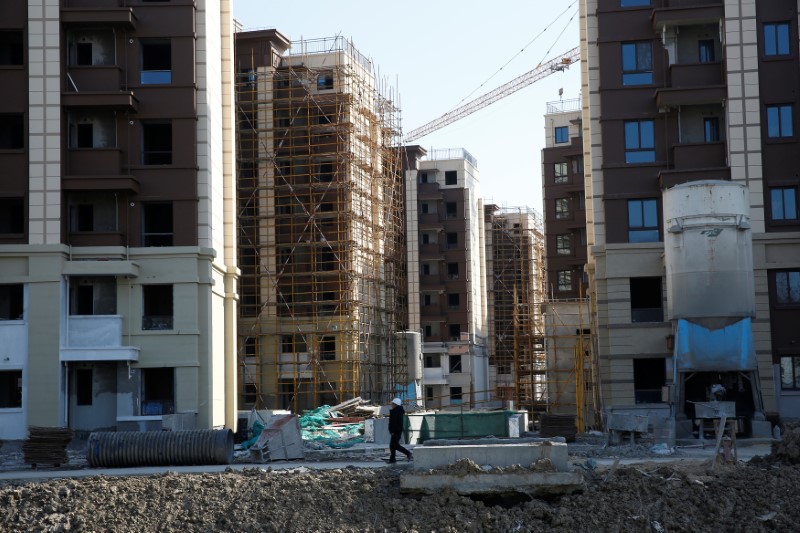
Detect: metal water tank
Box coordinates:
(397, 331, 423, 380)
(663, 181, 754, 320)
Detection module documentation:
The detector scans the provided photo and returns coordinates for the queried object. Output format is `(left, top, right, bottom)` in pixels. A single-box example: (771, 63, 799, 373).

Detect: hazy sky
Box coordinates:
(233, 1, 582, 212)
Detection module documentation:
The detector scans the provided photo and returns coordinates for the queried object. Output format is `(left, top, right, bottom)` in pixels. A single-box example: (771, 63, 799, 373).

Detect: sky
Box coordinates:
(233, 1, 582, 213)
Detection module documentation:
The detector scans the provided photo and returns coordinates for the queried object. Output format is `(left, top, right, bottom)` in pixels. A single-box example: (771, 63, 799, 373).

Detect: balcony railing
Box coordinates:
(61, 315, 139, 362)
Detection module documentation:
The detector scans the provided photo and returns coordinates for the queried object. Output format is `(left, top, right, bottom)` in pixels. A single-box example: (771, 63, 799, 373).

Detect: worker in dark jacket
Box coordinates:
(388, 398, 412, 463)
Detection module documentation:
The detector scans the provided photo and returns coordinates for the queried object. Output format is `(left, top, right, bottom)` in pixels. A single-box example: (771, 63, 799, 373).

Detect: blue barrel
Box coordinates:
(87, 429, 233, 468)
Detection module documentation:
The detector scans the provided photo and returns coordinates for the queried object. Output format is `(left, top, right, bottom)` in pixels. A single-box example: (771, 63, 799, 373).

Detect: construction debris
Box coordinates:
(22, 427, 74, 468)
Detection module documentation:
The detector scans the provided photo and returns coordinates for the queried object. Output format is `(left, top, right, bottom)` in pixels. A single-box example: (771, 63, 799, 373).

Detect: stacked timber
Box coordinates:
(23, 426, 74, 468)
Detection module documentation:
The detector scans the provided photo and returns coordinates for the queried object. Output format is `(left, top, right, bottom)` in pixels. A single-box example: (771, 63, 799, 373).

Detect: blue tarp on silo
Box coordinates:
(674, 317, 756, 371)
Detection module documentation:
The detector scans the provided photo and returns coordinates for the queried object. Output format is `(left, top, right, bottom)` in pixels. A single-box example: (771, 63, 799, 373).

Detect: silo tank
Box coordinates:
(396, 331, 423, 380)
(663, 181, 754, 320)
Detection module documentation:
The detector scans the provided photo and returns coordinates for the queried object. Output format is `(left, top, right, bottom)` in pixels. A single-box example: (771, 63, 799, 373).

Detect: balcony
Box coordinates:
(67, 231, 127, 247)
(60, 315, 139, 362)
(64, 148, 140, 193)
(418, 182, 443, 199)
(62, 89, 138, 113)
(67, 66, 125, 93)
(60, 4, 136, 30)
(659, 141, 729, 188)
(652, 2, 723, 30)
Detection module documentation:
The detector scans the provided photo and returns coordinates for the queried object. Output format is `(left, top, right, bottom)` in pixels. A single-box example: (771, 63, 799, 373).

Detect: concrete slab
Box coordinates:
(400, 471, 584, 497)
(413, 442, 568, 471)
(250, 414, 304, 462)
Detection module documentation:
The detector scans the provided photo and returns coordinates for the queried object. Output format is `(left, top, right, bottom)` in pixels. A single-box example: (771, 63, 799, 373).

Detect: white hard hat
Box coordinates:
(392, 398, 402, 405)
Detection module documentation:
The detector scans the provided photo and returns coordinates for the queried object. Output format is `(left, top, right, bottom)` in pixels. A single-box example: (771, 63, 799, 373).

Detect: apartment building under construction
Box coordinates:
(234, 30, 407, 413)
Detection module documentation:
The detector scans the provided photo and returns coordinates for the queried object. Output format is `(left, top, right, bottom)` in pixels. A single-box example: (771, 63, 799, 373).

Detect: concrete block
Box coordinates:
(364, 418, 405, 445)
(607, 413, 648, 433)
(250, 414, 304, 461)
(413, 443, 568, 472)
(400, 471, 583, 497)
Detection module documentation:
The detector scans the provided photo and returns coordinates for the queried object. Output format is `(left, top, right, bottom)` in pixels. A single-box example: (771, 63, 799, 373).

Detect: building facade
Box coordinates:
(0, 0, 238, 439)
(580, 0, 800, 434)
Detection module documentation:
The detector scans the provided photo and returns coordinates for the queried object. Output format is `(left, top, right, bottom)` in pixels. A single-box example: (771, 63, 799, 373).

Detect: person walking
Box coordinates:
(387, 398, 412, 463)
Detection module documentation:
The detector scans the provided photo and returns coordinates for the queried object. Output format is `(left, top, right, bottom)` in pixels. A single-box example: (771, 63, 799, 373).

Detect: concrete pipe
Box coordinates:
(87, 429, 234, 468)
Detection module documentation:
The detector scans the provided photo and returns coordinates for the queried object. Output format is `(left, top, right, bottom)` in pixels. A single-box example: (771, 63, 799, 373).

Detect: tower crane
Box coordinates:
(405, 46, 580, 143)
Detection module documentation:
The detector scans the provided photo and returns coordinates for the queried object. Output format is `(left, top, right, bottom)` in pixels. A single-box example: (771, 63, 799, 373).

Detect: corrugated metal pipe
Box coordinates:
(87, 429, 233, 468)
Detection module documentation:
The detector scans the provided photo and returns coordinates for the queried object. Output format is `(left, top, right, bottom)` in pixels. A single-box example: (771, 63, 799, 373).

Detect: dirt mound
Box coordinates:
(770, 423, 800, 464)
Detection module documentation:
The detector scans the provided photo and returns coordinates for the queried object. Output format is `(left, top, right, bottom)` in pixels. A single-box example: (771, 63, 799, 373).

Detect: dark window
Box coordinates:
(704, 117, 720, 142)
(555, 198, 570, 220)
(76, 368, 93, 406)
(621, 41, 653, 85)
(554, 162, 568, 183)
(0, 198, 24, 234)
(445, 170, 457, 185)
(419, 172, 429, 184)
(447, 293, 459, 310)
(76, 42, 92, 66)
(76, 123, 93, 148)
(630, 277, 663, 322)
(425, 386, 435, 403)
(142, 122, 172, 164)
(243, 383, 258, 406)
(775, 271, 800, 306)
(571, 156, 583, 175)
(625, 120, 655, 163)
(424, 355, 440, 368)
(628, 199, 659, 242)
(621, 0, 649, 5)
(141, 40, 171, 84)
(764, 22, 790, 57)
(447, 263, 459, 279)
(281, 335, 307, 353)
(0, 284, 24, 320)
(424, 324, 432, 337)
(0, 370, 22, 408)
(557, 271, 572, 292)
(320, 336, 336, 361)
(317, 72, 334, 90)
(318, 162, 334, 182)
(771, 187, 798, 221)
(445, 202, 457, 218)
(634, 359, 665, 403)
(69, 204, 93, 232)
(143, 203, 173, 246)
(556, 234, 571, 255)
(579, 227, 587, 246)
(420, 202, 429, 214)
(698, 39, 715, 63)
(554, 126, 568, 144)
(780, 356, 800, 390)
(450, 386, 463, 403)
(449, 355, 462, 373)
(0, 31, 23, 65)
(446, 232, 458, 249)
(423, 294, 432, 306)
(422, 263, 431, 276)
(71, 285, 94, 315)
(421, 233, 430, 245)
(142, 285, 173, 330)
(141, 368, 174, 415)
(767, 105, 793, 138)
(448, 324, 461, 340)
(0, 115, 24, 149)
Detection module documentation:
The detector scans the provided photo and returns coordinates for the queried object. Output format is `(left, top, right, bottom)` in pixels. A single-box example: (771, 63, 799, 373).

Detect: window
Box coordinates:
(141, 122, 172, 164)
(445, 170, 457, 185)
(571, 156, 583, 175)
(633, 359, 665, 403)
(780, 356, 800, 390)
(775, 271, 800, 305)
(449, 355, 462, 373)
(447, 293, 459, 310)
(421, 233, 430, 245)
(425, 387, 435, 403)
(69, 277, 116, 316)
(424, 324, 432, 337)
(419, 172, 430, 184)
(625, 120, 655, 163)
(420, 203, 429, 214)
(75, 123, 93, 148)
(554, 162, 568, 184)
(422, 263, 431, 276)
(317, 72, 334, 90)
(143, 203, 173, 246)
(75, 42, 92, 66)
(630, 277, 663, 322)
(555, 198, 570, 220)
(554, 126, 568, 144)
(447, 263, 459, 280)
(0, 31, 23, 66)
(0, 198, 24, 234)
(142, 284, 173, 330)
(424, 355, 440, 368)
(318, 162, 335, 182)
(556, 234, 572, 255)
(76, 368, 93, 406)
(764, 22, 790, 57)
(450, 386, 463, 404)
(767, 105, 793, 138)
(579, 227, 587, 246)
(621, 41, 653, 85)
(698, 40, 715, 63)
(0, 115, 24, 150)
(423, 294, 432, 306)
(141, 368, 174, 415)
(445, 202, 457, 218)
(448, 324, 461, 341)
(621, 0, 649, 5)
(557, 271, 573, 292)
(446, 232, 458, 249)
(281, 334, 308, 353)
(0, 370, 22, 408)
(320, 336, 336, 361)
(628, 199, 659, 242)
(0, 284, 23, 320)
(771, 187, 798, 221)
(704, 117, 720, 142)
(141, 40, 171, 84)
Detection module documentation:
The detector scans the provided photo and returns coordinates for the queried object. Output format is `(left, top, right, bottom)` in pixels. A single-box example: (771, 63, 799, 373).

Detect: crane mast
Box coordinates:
(405, 46, 580, 142)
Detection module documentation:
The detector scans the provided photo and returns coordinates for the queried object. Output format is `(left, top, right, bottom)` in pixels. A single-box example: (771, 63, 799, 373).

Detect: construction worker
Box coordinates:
(388, 398, 412, 463)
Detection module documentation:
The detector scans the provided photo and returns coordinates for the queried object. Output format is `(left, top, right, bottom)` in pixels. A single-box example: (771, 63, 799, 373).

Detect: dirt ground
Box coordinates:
(1, 431, 798, 532)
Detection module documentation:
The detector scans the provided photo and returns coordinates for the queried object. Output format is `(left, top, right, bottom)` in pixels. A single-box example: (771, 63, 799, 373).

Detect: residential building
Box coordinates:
(580, 0, 800, 436)
(0, 0, 238, 439)
(234, 32, 407, 413)
(405, 147, 489, 409)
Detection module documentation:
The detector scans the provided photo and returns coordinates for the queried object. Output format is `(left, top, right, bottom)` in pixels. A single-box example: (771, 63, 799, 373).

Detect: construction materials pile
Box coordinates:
(22, 427, 74, 468)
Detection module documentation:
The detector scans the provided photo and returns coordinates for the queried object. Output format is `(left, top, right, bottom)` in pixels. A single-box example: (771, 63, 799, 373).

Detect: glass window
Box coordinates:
(556, 234, 571, 255)
(775, 271, 800, 305)
(764, 22, 791, 56)
(771, 187, 798, 221)
(704, 117, 720, 142)
(625, 120, 655, 163)
(622, 41, 653, 85)
(554, 126, 568, 144)
(780, 356, 800, 390)
(767, 105, 793, 138)
(698, 40, 715, 63)
(628, 199, 659, 242)
(554, 162, 568, 183)
(555, 198, 570, 220)
(557, 271, 573, 292)
(571, 156, 583, 175)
